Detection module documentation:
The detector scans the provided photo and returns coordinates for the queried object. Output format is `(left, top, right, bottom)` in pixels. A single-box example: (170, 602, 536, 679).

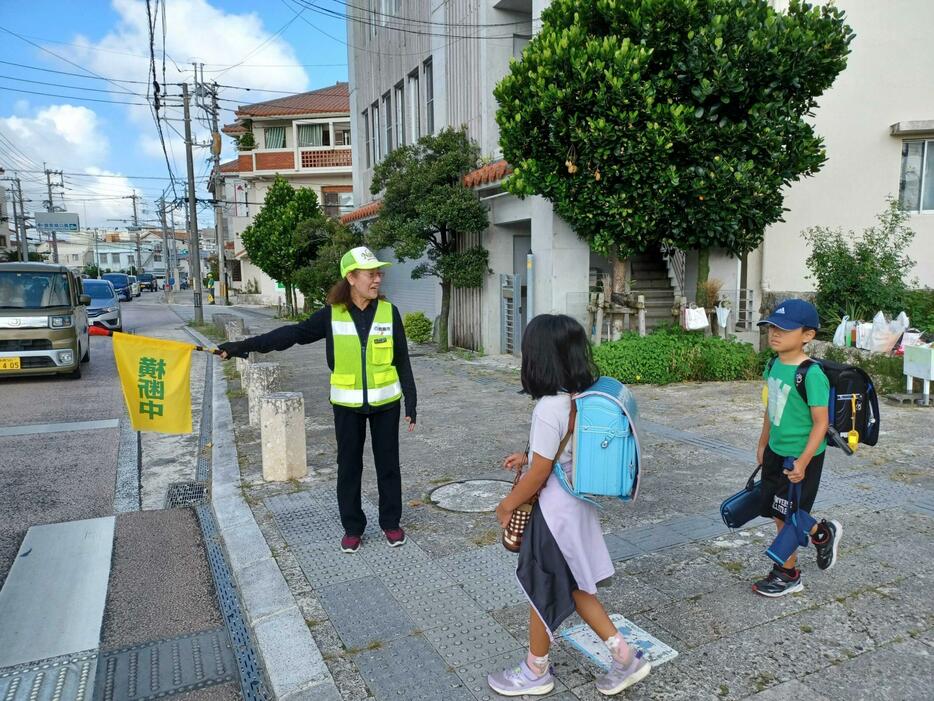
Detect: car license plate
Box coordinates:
(0, 357, 22, 371)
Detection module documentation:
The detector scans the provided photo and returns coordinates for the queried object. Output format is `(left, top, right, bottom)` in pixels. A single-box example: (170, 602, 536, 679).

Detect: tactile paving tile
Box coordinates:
(352, 635, 474, 701)
(603, 534, 644, 562)
(359, 538, 432, 573)
(423, 613, 522, 666)
(438, 546, 526, 611)
(394, 585, 486, 630)
(317, 577, 416, 649)
(454, 650, 570, 701)
(0, 650, 96, 701)
(292, 542, 374, 589)
(93, 627, 236, 701)
(378, 559, 456, 594)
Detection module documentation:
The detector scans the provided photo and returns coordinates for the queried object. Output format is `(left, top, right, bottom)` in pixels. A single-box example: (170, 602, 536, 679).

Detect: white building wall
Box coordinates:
(724, 0, 934, 304)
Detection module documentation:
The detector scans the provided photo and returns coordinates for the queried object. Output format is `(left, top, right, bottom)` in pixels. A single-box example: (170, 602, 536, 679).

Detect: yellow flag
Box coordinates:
(113, 332, 195, 434)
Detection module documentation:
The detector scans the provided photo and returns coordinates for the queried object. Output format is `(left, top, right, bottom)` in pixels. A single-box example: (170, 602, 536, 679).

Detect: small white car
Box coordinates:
(128, 275, 142, 297)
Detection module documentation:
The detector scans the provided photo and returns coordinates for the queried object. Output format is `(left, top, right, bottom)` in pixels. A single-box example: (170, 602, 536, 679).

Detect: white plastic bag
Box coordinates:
(832, 315, 850, 347)
(715, 305, 731, 330)
(869, 311, 901, 353)
(856, 322, 873, 350)
(685, 305, 709, 330)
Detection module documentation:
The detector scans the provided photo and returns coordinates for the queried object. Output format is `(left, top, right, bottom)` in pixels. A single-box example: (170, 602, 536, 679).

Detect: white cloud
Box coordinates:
(2, 104, 109, 164)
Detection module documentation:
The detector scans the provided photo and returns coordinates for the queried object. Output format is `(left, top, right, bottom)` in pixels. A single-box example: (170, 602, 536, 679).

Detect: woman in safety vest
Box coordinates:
(217, 247, 417, 553)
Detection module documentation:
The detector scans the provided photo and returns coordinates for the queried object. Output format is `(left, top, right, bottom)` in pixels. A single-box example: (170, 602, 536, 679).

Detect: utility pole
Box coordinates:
(129, 191, 142, 273)
(182, 82, 204, 324)
(10, 177, 28, 262)
(158, 196, 173, 302)
(44, 166, 63, 263)
(208, 80, 227, 305)
(169, 205, 179, 290)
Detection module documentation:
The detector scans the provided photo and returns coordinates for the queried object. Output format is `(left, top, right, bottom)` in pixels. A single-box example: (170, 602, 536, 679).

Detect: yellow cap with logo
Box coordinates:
(340, 246, 392, 278)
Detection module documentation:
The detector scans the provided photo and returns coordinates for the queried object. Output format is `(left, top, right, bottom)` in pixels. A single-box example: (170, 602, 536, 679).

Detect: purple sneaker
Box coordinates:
(487, 661, 554, 697)
(595, 649, 650, 695)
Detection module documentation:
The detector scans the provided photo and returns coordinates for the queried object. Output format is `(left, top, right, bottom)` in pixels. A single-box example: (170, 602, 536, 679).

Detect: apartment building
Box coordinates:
(343, 0, 934, 353)
(219, 82, 354, 303)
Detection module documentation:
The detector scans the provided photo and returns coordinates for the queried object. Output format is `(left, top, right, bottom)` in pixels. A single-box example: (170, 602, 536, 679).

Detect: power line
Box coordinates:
(0, 73, 157, 95)
(0, 85, 160, 106)
(0, 59, 150, 83)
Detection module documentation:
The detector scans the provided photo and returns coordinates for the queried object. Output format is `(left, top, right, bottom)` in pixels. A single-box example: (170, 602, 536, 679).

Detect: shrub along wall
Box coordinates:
(593, 327, 760, 385)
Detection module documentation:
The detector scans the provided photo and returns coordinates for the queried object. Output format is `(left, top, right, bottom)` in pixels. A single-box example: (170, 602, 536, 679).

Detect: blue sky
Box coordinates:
(0, 0, 348, 229)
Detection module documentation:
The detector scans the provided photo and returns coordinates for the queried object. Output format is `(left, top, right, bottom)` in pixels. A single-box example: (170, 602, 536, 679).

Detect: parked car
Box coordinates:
(128, 275, 141, 297)
(0, 262, 90, 379)
(82, 279, 122, 332)
(137, 273, 156, 291)
(102, 272, 132, 301)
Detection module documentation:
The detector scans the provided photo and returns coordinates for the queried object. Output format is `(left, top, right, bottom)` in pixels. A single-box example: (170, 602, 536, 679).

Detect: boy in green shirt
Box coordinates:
(753, 299, 842, 597)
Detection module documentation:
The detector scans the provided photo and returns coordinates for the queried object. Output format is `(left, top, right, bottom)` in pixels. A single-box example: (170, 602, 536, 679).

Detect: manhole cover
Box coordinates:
(428, 479, 513, 513)
(165, 481, 208, 509)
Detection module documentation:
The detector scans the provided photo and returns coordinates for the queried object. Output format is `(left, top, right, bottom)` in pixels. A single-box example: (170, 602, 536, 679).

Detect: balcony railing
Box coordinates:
(241, 147, 352, 173)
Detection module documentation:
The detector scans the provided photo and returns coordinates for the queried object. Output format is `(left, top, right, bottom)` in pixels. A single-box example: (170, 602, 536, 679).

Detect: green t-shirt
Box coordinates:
(763, 359, 830, 458)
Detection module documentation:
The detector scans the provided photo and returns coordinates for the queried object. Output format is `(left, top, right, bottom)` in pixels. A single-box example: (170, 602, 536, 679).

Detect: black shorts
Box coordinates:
(758, 445, 825, 521)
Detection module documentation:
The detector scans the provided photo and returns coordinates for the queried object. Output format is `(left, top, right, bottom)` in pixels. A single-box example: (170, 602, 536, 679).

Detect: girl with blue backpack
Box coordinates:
(488, 314, 650, 697)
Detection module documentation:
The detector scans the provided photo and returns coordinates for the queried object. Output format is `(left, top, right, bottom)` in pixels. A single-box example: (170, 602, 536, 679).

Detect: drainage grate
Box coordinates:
(164, 481, 208, 509)
(197, 506, 269, 701)
(93, 628, 235, 701)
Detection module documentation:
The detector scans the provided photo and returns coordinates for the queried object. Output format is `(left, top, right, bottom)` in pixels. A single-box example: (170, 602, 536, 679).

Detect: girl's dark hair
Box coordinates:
(521, 314, 597, 399)
(326, 277, 352, 308)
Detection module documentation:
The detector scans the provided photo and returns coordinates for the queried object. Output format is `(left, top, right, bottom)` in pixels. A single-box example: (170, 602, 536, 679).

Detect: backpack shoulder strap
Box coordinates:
(555, 398, 577, 462)
(793, 358, 819, 405)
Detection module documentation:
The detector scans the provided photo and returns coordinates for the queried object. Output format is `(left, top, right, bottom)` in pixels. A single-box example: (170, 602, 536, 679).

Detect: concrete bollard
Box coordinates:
(248, 362, 281, 427)
(225, 318, 245, 340)
(260, 392, 308, 481)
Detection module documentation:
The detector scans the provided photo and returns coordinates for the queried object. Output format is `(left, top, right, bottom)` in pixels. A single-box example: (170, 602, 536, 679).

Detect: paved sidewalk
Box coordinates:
(199, 302, 932, 700)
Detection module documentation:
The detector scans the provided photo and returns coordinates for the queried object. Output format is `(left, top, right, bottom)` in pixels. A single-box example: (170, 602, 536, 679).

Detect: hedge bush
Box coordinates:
(592, 327, 759, 385)
(904, 288, 934, 333)
(403, 311, 434, 344)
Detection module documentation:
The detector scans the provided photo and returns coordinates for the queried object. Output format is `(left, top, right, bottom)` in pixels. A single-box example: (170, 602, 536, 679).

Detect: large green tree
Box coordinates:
(495, 0, 854, 294)
(368, 128, 490, 351)
(293, 218, 362, 311)
(241, 175, 324, 314)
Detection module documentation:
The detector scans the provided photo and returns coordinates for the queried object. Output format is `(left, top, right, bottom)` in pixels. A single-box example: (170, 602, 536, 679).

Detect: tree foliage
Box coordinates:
(494, 0, 855, 257)
(240, 175, 325, 313)
(293, 218, 362, 311)
(803, 198, 916, 324)
(368, 128, 490, 350)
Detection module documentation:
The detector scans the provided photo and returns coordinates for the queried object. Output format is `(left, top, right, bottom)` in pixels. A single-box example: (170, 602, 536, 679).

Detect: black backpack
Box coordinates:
(767, 357, 880, 455)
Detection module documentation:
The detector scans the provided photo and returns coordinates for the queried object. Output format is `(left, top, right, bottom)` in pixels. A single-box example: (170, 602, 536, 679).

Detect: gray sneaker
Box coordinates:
(487, 660, 555, 697)
(595, 648, 650, 695)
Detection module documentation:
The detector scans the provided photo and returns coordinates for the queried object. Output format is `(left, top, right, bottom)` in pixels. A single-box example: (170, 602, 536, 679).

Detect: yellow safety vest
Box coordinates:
(329, 301, 402, 408)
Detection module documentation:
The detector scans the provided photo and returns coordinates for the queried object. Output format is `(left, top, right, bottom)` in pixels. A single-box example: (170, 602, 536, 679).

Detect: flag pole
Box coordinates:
(89, 325, 222, 355)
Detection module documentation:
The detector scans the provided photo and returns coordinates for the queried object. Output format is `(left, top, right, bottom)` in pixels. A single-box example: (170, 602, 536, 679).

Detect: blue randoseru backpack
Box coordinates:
(552, 376, 642, 505)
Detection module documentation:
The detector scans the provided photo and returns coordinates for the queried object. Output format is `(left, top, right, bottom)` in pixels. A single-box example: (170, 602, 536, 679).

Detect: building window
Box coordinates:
(383, 92, 393, 156)
(323, 189, 354, 218)
(335, 122, 352, 146)
(263, 126, 286, 149)
(0, 235, 6, 247)
(363, 110, 371, 168)
(297, 124, 329, 147)
(394, 82, 405, 147)
(424, 58, 434, 135)
(372, 101, 381, 163)
(408, 70, 420, 143)
(899, 139, 934, 212)
(230, 260, 242, 283)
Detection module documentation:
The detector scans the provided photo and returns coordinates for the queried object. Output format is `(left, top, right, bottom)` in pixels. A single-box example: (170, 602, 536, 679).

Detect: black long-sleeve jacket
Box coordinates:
(231, 302, 417, 421)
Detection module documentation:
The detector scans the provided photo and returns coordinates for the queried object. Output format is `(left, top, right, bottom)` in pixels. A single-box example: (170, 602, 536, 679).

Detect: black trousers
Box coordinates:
(333, 402, 402, 536)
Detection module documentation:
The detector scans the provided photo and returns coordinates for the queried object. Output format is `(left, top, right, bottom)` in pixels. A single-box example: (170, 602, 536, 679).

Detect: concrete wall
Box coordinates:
(757, 0, 934, 296)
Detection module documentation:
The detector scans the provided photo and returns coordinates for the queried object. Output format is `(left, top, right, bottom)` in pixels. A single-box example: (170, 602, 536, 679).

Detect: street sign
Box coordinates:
(35, 212, 80, 232)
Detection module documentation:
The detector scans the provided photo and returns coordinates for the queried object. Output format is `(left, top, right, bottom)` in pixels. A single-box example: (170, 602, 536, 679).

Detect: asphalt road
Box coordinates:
(0, 293, 179, 584)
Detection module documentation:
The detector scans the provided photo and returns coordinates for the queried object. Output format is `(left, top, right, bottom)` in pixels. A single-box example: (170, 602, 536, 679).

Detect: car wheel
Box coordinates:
(66, 365, 82, 380)
(81, 342, 90, 363)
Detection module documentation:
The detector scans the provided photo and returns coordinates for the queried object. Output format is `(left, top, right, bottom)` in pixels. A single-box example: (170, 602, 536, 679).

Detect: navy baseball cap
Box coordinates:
(757, 299, 820, 331)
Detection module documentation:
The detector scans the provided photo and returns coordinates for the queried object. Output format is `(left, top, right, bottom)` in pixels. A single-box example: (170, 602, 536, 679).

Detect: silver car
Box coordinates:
(82, 278, 122, 331)
(128, 275, 142, 297)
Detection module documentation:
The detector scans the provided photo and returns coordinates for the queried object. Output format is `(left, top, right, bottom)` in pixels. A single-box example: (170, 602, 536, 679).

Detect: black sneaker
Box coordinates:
(812, 519, 842, 571)
(752, 566, 803, 598)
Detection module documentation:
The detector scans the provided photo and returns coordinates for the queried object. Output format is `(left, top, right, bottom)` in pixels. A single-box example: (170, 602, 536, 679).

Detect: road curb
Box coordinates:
(209, 352, 341, 699)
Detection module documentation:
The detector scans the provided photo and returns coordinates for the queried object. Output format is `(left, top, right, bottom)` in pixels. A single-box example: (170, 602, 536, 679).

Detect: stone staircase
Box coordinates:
(629, 252, 678, 332)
